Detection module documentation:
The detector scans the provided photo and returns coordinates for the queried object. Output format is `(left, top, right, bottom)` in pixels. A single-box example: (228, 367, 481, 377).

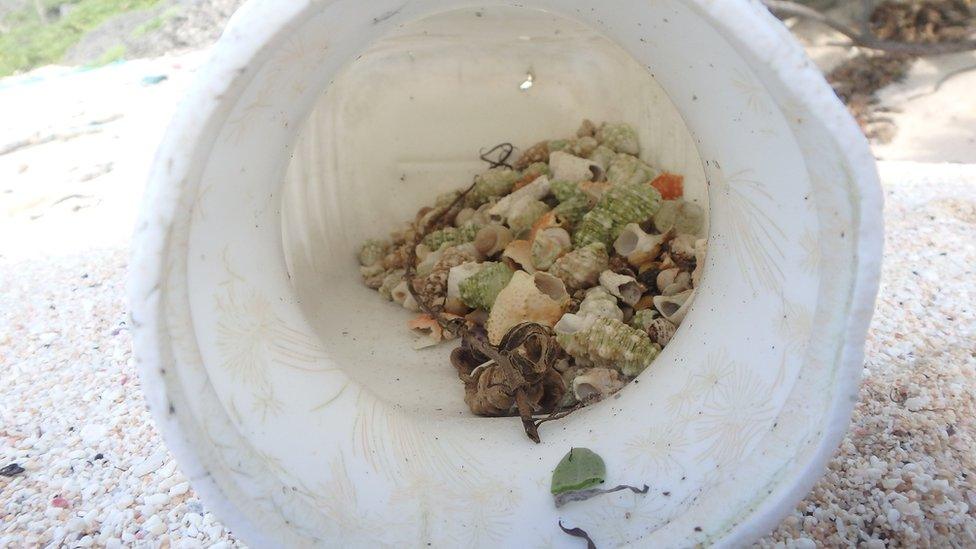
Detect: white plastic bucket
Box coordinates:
(130, 1, 883, 546)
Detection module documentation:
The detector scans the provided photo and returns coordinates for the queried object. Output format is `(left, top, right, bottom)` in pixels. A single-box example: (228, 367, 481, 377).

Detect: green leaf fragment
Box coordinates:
(551, 448, 606, 495)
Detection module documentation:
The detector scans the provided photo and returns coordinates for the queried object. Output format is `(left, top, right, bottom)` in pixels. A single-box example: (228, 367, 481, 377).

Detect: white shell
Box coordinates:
(662, 271, 692, 296)
(501, 239, 536, 274)
(474, 224, 513, 257)
(486, 270, 570, 344)
(549, 151, 604, 182)
(657, 267, 680, 293)
(614, 223, 672, 266)
(572, 367, 625, 402)
(653, 289, 694, 325)
(577, 286, 623, 321)
(598, 270, 643, 306)
(487, 175, 551, 218)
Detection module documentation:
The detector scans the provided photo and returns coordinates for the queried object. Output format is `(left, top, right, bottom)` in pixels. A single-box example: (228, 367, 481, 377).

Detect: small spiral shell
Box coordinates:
(629, 308, 658, 331)
(507, 198, 551, 238)
(548, 242, 609, 291)
(613, 223, 672, 266)
(549, 151, 603, 183)
(599, 270, 643, 306)
(554, 314, 659, 377)
(474, 224, 513, 257)
(646, 316, 677, 346)
(358, 239, 389, 267)
(458, 262, 515, 312)
(465, 167, 520, 207)
(515, 141, 550, 170)
(577, 286, 623, 321)
(531, 227, 572, 270)
(378, 269, 406, 300)
(572, 183, 662, 248)
(488, 175, 551, 220)
(606, 153, 659, 186)
(572, 367, 626, 403)
(653, 199, 705, 235)
(653, 289, 694, 326)
(596, 122, 641, 155)
(421, 223, 479, 252)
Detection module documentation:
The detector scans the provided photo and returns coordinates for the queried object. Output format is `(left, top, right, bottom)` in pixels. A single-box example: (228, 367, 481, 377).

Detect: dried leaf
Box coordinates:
(558, 521, 597, 549)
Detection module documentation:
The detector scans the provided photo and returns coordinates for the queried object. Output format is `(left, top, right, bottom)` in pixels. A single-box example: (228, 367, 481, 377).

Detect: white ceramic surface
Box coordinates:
(130, 1, 883, 547)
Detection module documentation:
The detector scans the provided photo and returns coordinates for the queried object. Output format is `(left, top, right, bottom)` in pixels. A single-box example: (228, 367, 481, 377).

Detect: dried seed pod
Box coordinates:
(488, 175, 551, 219)
(613, 223, 673, 266)
(549, 242, 610, 291)
(669, 233, 698, 269)
(474, 224, 513, 257)
(465, 365, 516, 416)
(596, 122, 640, 155)
(577, 119, 597, 138)
(653, 199, 705, 235)
(577, 286, 623, 322)
(662, 271, 692, 297)
(572, 367, 626, 403)
(358, 239, 389, 267)
(554, 314, 659, 377)
(692, 238, 707, 288)
(572, 183, 662, 248)
(531, 227, 572, 270)
(653, 289, 694, 326)
(458, 262, 515, 312)
(629, 308, 658, 331)
(465, 167, 520, 207)
(501, 239, 536, 273)
(606, 153, 659, 186)
(507, 198, 551, 237)
(486, 271, 570, 344)
(515, 141, 550, 170)
(647, 316, 677, 346)
(549, 151, 603, 183)
(599, 270, 643, 306)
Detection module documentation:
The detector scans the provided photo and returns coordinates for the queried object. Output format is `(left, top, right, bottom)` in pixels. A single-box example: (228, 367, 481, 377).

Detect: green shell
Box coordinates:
(521, 162, 550, 181)
(607, 153, 660, 186)
(435, 190, 461, 208)
(553, 196, 591, 228)
(629, 309, 658, 331)
(547, 139, 572, 153)
(548, 243, 609, 291)
(458, 262, 515, 311)
(531, 228, 571, 270)
(556, 316, 659, 377)
(597, 123, 640, 155)
(465, 168, 519, 207)
(550, 179, 585, 204)
(507, 199, 550, 237)
(378, 269, 405, 300)
(422, 223, 479, 252)
(572, 183, 662, 248)
(358, 239, 389, 267)
(653, 199, 705, 235)
(550, 448, 606, 495)
(578, 287, 623, 321)
(588, 145, 616, 171)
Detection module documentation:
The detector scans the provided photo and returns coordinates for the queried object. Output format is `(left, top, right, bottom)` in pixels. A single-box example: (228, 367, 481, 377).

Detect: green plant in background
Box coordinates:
(94, 43, 126, 65)
(0, 0, 161, 77)
(131, 5, 178, 38)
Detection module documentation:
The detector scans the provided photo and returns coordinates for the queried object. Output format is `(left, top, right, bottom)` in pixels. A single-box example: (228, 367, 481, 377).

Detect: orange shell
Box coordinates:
(650, 173, 684, 200)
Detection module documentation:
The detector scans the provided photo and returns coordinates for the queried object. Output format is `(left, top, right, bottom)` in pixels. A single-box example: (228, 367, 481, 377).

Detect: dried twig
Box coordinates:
(764, 0, 976, 55)
(558, 521, 597, 549)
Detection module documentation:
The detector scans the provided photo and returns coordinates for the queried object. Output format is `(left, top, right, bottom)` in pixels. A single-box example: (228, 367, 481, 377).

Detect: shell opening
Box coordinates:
(533, 272, 569, 302)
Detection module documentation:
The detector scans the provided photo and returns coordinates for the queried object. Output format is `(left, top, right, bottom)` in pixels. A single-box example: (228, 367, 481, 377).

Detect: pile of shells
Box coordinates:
(358, 120, 706, 413)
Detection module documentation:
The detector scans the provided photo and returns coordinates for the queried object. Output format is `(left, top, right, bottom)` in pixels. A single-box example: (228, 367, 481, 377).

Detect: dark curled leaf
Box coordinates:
(479, 142, 515, 169)
(554, 484, 651, 508)
(558, 520, 597, 549)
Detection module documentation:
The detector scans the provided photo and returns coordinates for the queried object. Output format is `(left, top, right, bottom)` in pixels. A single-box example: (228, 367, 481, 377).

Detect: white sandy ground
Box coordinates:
(1, 49, 975, 547)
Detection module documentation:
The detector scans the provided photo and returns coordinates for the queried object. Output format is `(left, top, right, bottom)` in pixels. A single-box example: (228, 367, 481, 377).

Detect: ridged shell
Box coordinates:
(572, 183, 662, 248)
(587, 145, 616, 172)
(572, 367, 626, 403)
(378, 269, 405, 300)
(514, 162, 551, 190)
(501, 239, 536, 273)
(458, 262, 514, 312)
(549, 151, 603, 183)
(552, 196, 590, 228)
(577, 286, 623, 321)
(662, 271, 692, 297)
(515, 141, 550, 170)
(465, 167, 519, 207)
(577, 119, 597, 138)
(421, 223, 479, 252)
(599, 270, 643, 306)
(647, 316, 677, 346)
(531, 227, 572, 270)
(653, 199, 705, 235)
(606, 153, 659, 186)
(418, 246, 477, 307)
(548, 242, 609, 291)
(551, 179, 586, 203)
(486, 271, 570, 345)
(596, 122, 640, 155)
(629, 308, 658, 331)
(613, 223, 673, 266)
(554, 314, 659, 377)
(474, 224, 513, 257)
(507, 198, 551, 237)
(445, 262, 484, 314)
(488, 175, 551, 219)
(653, 289, 694, 326)
(358, 239, 389, 267)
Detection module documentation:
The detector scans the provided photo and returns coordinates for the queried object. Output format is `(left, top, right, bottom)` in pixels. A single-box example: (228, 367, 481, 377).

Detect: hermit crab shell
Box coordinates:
(572, 367, 626, 403)
(614, 224, 673, 266)
(486, 271, 570, 345)
(598, 270, 642, 306)
(530, 227, 572, 270)
(548, 242, 609, 291)
(549, 151, 604, 183)
(554, 314, 659, 377)
(653, 289, 694, 326)
(474, 224, 514, 258)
